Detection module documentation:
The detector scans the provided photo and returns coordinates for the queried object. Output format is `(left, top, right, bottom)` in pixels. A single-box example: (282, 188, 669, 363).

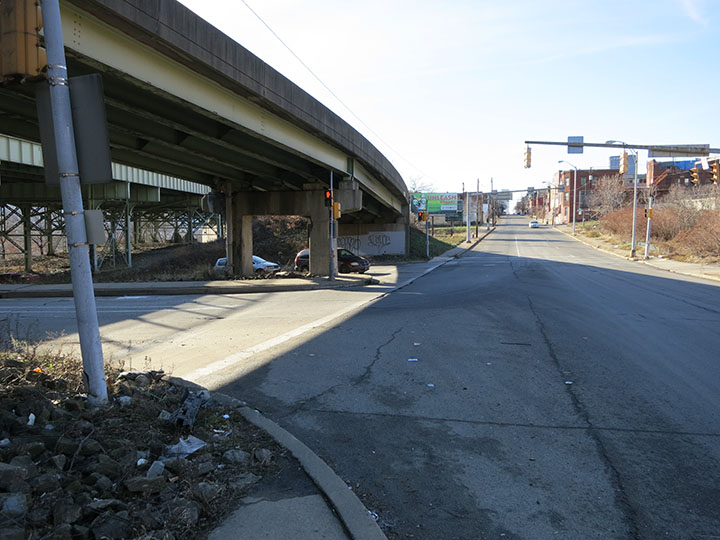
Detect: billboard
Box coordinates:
(411, 193, 458, 214)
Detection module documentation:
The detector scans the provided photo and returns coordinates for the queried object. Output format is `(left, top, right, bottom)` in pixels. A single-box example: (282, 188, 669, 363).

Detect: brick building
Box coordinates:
(646, 159, 715, 193)
(553, 168, 620, 223)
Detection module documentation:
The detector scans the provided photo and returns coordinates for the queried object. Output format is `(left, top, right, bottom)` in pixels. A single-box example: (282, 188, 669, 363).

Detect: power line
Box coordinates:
(240, 0, 435, 184)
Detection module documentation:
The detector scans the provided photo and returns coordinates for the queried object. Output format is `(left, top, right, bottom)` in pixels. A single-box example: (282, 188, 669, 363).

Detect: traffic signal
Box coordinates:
(0, 0, 47, 79)
(690, 167, 700, 185)
(644, 208, 654, 219)
(323, 188, 332, 207)
(711, 160, 719, 184)
(524, 147, 531, 168)
(418, 211, 426, 221)
(619, 152, 629, 174)
(332, 201, 341, 220)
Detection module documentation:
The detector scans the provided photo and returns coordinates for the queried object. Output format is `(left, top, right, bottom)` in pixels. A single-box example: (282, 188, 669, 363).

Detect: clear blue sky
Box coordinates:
(177, 0, 718, 198)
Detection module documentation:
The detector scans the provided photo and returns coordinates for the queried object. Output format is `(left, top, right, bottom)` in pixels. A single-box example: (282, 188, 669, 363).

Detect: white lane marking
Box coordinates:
(184, 295, 377, 381)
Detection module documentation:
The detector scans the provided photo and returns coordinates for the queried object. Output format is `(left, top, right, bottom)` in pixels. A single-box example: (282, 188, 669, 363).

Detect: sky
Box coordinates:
(176, 0, 718, 201)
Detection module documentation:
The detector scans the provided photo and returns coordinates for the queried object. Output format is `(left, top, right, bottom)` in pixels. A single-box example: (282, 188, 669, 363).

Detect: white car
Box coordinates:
(214, 256, 280, 274)
(529, 220, 540, 228)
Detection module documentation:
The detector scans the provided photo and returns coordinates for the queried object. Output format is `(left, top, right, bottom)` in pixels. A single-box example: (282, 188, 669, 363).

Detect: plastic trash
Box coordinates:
(565, 381, 573, 385)
(117, 396, 132, 407)
(427, 383, 435, 388)
(27, 413, 36, 426)
(165, 435, 206, 458)
(408, 358, 418, 362)
(413, 343, 421, 346)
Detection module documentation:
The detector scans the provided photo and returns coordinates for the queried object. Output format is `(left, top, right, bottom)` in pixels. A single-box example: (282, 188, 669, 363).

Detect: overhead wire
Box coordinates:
(239, 0, 436, 185)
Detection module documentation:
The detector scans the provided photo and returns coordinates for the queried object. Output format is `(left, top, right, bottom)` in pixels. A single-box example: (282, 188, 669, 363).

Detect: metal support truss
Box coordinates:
(0, 204, 66, 272)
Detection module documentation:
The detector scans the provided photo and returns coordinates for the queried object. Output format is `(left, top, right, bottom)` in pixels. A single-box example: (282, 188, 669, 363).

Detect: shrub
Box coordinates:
(671, 210, 720, 258)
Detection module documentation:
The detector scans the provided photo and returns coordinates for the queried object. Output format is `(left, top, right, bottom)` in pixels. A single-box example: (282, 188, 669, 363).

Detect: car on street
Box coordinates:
(528, 220, 540, 228)
(294, 248, 370, 273)
(214, 256, 280, 275)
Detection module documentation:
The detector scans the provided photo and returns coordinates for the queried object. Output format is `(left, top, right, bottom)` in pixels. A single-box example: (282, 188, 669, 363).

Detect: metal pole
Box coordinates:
(465, 191, 471, 243)
(125, 182, 132, 268)
(487, 178, 493, 230)
(572, 167, 577, 235)
(475, 179, 480, 238)
(644, 195, 654, 259)
(41, 0, 107, 404)
(630, 150, 639, 258)
(22, 205, 32, 273)
(425, 219, 429, 258)
(329, 170, 336, 280)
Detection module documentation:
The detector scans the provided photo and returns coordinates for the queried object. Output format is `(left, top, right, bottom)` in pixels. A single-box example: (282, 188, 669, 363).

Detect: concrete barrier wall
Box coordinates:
(338, 224, 405, 256)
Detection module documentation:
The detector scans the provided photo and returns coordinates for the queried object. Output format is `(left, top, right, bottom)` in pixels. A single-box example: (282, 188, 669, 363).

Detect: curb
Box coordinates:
(204, 389, 387, 540)
(0, 277, 373, 299)
(556, 226, 720, 282)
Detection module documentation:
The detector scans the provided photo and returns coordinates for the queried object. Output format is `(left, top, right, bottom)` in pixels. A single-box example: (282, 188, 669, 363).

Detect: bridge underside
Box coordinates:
(0, 0, 409, 276)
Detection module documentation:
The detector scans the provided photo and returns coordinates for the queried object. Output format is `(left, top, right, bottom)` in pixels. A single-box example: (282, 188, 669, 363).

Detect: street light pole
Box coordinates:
(558, 160, 578, 235)
(607, 140, 639, 258)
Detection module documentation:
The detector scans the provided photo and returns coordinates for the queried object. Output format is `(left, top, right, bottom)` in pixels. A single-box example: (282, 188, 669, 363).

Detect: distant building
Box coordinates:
(609, 154, 637, 178)
(646, 159, 711, 192)
(554, 168, 620, 224)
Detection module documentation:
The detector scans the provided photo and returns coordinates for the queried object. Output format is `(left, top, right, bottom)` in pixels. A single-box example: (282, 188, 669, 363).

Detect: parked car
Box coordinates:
(528, 220, 540, 228)
(214, 256, 280, 275)
(294, 248, 370, 273)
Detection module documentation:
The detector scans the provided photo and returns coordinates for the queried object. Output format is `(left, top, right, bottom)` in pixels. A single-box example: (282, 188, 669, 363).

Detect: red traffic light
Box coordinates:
(324, 189, 332, 207)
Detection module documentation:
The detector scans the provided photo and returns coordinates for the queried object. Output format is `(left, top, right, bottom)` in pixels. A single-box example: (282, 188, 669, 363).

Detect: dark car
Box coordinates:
(294, 248, 370, 273)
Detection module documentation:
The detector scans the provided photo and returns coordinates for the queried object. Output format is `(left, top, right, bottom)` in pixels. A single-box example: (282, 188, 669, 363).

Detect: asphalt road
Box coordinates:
(215, 216, 720, 540)
(3, 216, 720, 539)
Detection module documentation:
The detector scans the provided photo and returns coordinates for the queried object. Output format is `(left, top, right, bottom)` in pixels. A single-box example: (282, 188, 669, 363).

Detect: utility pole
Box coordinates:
(425, 219, 430, 259)
(465, 190, 471, 243)
(475, 179, 480, 238)
(487, 178, 493, 231)
(328, 170, 336, 280)
(41, 0, 107, 404)
(644, 196, 654, 260)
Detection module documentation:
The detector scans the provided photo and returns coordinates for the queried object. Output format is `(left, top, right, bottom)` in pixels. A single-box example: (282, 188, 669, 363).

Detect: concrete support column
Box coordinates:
(238, 214, 253, 276)
(309, 205, 330, 275)
(224, 188, 234, 273)
(229, 192, 254, 277)
(401, 203, 410, 257)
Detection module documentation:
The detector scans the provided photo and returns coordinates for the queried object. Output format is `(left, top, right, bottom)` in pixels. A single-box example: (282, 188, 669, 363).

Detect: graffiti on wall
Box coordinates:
(338, 231, 404, 255)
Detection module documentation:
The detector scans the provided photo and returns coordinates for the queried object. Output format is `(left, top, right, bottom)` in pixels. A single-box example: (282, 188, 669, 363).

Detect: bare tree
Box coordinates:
(587, 174, 627, 217)
(407, 176, 434, 194)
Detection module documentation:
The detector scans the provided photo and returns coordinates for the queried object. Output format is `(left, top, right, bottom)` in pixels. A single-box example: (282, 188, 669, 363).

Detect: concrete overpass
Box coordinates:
(0, 0, 409, 275)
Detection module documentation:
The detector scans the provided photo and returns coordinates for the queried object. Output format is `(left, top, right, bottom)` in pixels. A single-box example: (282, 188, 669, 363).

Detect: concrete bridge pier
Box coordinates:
(226, 189, 333, 277)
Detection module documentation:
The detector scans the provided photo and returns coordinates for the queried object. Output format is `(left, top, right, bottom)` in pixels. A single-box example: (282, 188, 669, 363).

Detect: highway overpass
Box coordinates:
(0, 0, 409, 275)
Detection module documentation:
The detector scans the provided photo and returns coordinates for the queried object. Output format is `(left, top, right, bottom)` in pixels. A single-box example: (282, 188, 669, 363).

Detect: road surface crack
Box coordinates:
(527, 295, 642, 540)
(281, 327, 403, 418)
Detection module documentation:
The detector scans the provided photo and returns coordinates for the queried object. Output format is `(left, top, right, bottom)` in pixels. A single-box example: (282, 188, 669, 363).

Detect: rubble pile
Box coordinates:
(0, 357, 280, 539)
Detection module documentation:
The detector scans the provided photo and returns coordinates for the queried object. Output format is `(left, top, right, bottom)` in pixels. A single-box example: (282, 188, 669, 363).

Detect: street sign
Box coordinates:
(568, 136, 584, 154)
(648, 144, 710, 157)
(492, 192, 513, 201)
